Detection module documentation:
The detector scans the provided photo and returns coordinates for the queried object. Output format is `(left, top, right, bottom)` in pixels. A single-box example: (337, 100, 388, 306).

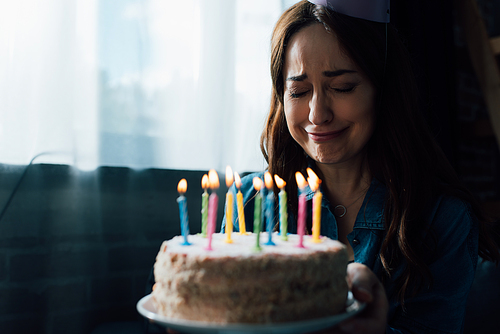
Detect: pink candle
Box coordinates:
(206, 169, 220, 251)
(295, 172, 307, 248)
(225, 166, 234, 244)
(206, 192, 218, 250)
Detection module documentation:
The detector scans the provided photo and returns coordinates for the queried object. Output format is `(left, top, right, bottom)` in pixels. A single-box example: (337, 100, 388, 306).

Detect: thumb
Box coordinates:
(347, 263, 377, 303)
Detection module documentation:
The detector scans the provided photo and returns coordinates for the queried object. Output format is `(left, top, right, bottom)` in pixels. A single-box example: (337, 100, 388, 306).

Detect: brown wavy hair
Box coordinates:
(260, 0, 500, 302)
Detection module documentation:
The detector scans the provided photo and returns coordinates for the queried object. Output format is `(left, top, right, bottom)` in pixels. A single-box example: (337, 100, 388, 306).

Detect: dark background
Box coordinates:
(0, 0, 499, 333)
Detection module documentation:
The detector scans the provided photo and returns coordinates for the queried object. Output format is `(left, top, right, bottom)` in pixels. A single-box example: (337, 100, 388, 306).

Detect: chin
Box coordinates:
(309, 154, 342, 165)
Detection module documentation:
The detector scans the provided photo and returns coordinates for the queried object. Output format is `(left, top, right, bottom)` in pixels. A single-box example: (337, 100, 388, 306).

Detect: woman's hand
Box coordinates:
(337, 262, 388, 334)
(314, 263, 388, 334)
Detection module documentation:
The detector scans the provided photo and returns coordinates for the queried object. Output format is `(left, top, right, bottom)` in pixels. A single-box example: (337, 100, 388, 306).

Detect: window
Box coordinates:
(0, 0, 294, 172)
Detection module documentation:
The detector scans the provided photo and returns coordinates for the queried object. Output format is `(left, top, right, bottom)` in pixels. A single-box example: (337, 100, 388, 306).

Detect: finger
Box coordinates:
(346, 263, 382, 303)
(339, 264, 388, 334)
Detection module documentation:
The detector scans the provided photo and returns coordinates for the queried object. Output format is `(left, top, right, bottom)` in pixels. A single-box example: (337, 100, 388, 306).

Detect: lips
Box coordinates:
(307, 127, 348, 142)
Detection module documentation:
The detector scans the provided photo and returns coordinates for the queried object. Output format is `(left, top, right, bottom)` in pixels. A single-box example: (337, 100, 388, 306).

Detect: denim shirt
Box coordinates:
(222, 172, 478, 334)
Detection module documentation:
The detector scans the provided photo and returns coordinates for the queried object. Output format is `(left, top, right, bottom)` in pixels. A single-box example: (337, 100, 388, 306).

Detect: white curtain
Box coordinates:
(0, 0, 294, 172)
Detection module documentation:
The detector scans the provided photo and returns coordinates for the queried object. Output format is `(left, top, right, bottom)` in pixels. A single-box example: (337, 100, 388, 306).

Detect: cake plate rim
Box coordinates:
(137, 292, 365, 334)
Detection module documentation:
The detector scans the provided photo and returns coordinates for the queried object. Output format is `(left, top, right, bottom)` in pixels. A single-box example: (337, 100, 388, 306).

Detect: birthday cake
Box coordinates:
(151, 232, 349, 324)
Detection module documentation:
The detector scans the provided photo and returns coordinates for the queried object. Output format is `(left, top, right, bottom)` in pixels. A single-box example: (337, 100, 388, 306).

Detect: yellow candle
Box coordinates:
(312, 191, 322, 242)
(226, 191, 233, 243)
(225, 166, 234, 243)
(307, 168, 322, 243)
(234, 172, 248, 234)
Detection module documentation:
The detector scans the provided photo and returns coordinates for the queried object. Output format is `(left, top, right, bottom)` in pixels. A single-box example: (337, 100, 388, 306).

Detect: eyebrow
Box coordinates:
(286, 69, 357, 81)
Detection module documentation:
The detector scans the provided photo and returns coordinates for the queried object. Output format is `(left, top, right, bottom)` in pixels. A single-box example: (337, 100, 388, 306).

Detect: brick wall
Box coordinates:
(0, 164, 228, 334)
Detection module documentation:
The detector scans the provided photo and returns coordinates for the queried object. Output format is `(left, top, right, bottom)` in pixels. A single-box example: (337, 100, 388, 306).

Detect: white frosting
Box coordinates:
(153, 231, 349, 323)
(163, 232, 345, 257)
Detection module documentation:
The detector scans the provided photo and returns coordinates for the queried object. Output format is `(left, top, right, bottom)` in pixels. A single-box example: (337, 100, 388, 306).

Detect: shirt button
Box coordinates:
(352, 239, 360, 245)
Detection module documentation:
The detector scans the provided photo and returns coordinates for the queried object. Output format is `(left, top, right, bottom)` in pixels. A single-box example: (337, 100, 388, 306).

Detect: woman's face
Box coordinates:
(282, 23, 376, 166)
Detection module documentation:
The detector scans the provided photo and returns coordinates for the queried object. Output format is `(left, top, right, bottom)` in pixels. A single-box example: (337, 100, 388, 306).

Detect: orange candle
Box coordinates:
(307, 168, 322, 243)
(225, 166, 234, 243)
(234, 172, 249, 235)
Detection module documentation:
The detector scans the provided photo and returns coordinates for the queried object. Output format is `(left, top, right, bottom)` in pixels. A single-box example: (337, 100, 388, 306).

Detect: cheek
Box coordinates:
(344, 94, 376, 126)
(284, 99, 307, 126)
(358, 107, 376, 143)
(284, 109, 297, 138)
(283, 106, 302, 144)
(283, 101, 295, 126)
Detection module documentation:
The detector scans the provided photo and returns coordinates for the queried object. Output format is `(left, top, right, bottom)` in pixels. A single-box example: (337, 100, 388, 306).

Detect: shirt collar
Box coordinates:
(355, 178, 386, 228)
(304, 160, 386, 228)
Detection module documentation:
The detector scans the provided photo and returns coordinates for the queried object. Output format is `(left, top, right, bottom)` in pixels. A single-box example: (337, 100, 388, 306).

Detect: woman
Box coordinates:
(224, 0, 500, 333)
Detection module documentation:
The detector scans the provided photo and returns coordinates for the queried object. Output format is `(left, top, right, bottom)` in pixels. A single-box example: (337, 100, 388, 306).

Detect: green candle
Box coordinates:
(200, 174, 209, 237)
(201, 189, 208, 237)
(279, 189, 288, 240)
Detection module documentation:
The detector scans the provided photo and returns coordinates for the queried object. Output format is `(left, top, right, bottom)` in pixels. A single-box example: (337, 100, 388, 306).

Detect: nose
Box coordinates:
(309, 90, 333, 125)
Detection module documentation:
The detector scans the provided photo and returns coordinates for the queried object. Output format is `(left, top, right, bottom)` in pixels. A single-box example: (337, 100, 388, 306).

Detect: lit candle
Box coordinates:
(234, 172, 249, 235)
(206, 169, 219, 251)
(307, 168, 322, 243)
(274, 175, 288, 241)
(264, 172, 276, 246)
(177, 179, 191, 246)
(295, 171, 307, 248)
(225, 166, 234, 244)
(200, 174, 209, 237)
(252, 177, 263, 251)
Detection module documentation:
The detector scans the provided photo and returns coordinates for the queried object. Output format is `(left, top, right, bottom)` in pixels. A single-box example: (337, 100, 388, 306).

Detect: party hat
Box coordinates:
(308, 0, 390, 23)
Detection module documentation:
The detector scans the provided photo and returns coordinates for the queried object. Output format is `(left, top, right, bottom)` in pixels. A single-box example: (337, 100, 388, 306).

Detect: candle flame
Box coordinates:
(295, 171, 307, 189)
(274, 175, 286, 189)
(208, 169, 220, 189)
(264, 171, 273, 190)
(177, 178, 187, 194)
(201, 174, 209, 190)
(234, 172, 242, 189)
(225, 166, 234, 187)
(306, 167, 321, 192)
(252, 177, 262, 191)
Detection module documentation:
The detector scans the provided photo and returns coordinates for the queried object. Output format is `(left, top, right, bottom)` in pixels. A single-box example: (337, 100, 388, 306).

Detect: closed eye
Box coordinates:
(332, 84, 358, 94)
(289, 91, 307, 98)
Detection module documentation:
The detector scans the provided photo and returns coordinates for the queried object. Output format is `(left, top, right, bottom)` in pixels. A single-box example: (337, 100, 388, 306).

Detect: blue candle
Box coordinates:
(264, 172, 275, 246)
(274, 175, 288, 241)
(177, 179, 191, 246)
(265, 190, 276, 245)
